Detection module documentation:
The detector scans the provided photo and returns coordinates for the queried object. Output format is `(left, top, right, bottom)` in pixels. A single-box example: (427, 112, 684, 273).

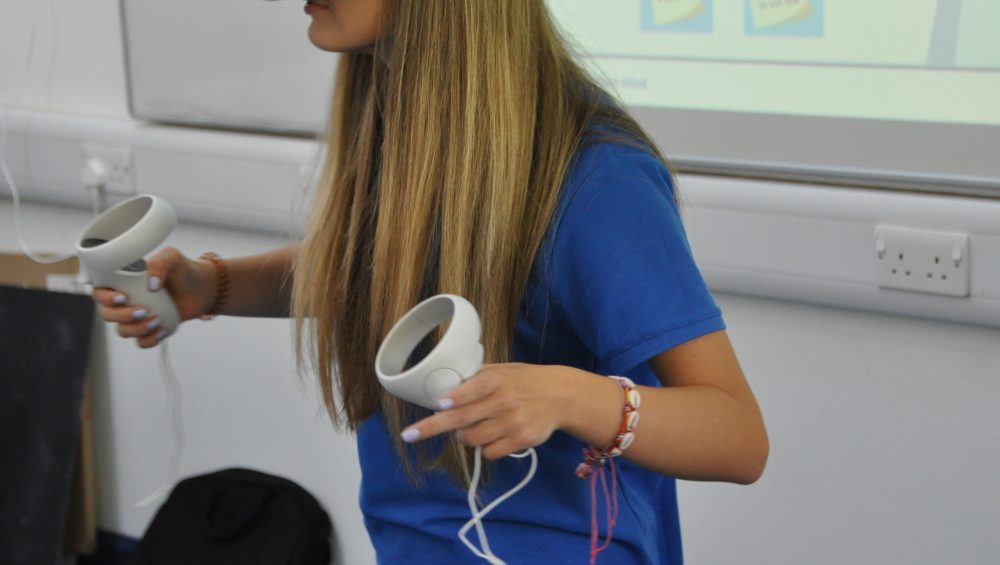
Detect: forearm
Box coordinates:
(212, 244, 298, 317)
(557, 366, 768, 484)
(404, 333, 768, 483)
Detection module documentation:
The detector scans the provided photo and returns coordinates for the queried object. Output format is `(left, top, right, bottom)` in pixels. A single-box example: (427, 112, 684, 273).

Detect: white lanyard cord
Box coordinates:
(459, 446, 538, 564)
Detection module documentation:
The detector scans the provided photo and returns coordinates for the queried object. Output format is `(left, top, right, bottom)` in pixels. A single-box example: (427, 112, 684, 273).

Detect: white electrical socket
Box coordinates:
(81, 143, 135, 196)
(874, 225, 970, 297)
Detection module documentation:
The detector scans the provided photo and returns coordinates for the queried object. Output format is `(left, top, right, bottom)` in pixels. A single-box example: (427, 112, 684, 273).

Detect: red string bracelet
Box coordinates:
(575, 376, 641, 564)
(575, 376, 640, 478)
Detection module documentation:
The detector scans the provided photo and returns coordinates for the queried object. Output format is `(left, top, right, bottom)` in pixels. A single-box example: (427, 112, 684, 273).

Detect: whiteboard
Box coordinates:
(121, 0, 336, 134)
(121, 0, 1000, 196)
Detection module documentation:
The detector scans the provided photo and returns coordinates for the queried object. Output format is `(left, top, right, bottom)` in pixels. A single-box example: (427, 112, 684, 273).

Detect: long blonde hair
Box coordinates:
(292, 0, 665, 480)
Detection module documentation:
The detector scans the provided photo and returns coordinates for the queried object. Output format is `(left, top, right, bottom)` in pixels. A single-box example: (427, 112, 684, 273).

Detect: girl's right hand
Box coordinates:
(90, 247, 216, 348)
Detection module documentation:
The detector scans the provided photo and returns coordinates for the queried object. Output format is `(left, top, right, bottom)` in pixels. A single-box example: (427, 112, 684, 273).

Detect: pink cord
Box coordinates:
(587, 456, 619, 564)
(578, 376, 639, 563)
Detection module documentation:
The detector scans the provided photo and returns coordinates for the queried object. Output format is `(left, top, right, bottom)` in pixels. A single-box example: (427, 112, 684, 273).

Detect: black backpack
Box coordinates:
(131, 468, 332, 565)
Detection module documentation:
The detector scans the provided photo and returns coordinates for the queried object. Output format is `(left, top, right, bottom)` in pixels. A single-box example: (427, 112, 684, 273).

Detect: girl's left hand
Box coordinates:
(401, 363, 575, 459)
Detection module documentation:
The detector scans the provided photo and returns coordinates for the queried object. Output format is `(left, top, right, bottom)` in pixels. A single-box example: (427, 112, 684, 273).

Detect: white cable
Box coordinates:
(459, 447, 538, 565)
(468, 447, 494, 560)
(0, 0, 78, 264)
(0, 141, 78, 263)
(134, 340, 186, 508)
(159, 340, 185, 483)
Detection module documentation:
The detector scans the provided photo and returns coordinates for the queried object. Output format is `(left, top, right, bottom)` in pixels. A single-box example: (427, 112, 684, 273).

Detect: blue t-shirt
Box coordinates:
(357, 140, 725, 564)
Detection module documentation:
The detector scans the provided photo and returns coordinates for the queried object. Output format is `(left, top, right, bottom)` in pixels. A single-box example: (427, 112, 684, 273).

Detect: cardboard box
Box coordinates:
(0, 253, 79, 287)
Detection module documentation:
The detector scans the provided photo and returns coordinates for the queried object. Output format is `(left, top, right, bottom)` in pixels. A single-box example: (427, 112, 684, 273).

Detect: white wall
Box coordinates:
(683, 294, 1000, 565)
(0, 3, 375, 562)
(5, 199, 999, 565)
(2, 2, 1000, 564)
(0, 200, 376, 565)
(0, 0, 128, 118)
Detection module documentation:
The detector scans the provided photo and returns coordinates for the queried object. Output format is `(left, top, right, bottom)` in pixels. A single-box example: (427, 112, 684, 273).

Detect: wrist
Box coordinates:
(192, 257, 216, 317)
(196, 252, 228, 319)
(555, 366, 623, 448)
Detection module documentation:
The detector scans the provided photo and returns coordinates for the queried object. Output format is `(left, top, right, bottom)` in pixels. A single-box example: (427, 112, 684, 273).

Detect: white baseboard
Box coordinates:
(680, 175, 1000, 328)
(2, 109, 318, 235)
(4, 109, 999, 327)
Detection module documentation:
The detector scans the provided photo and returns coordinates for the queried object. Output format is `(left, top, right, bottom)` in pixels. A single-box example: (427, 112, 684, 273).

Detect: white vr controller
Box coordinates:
(76, 194, 181, 335)
(375, 294, 484, 411)
(376, 294, 536, 565)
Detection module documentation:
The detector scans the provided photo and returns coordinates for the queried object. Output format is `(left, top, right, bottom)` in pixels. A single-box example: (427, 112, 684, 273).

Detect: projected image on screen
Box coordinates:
(549, 0, 1000, 126)
(745, 0, 823, 37)
(641, 0, 714, 33)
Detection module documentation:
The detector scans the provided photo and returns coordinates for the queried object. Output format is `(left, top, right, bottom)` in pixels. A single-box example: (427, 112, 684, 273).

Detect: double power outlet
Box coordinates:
(874, 225, 970, 297)
(81, 143, 135, 196)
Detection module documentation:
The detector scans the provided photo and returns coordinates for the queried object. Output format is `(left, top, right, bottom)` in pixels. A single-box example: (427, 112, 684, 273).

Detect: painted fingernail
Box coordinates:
(437, 398, 454, 411)
(149, 276, 162, 292)
(401, 428, 421, 443)
(132, 309, 149, 320)
(112, 294, 127, 305)
(155, 329, 167, 342)
(146, 317, 162, 331)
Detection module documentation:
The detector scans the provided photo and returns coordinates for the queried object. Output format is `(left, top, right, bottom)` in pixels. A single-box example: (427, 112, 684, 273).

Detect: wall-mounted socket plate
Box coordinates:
(874, 225, 970, 297)
(81, 143, 135, 196)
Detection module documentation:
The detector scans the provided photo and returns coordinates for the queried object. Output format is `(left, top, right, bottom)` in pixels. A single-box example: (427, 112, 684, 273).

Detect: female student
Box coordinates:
(93, 1, 768, 563)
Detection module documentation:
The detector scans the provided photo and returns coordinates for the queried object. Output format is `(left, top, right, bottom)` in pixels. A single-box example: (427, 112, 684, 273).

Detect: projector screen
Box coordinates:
(121, 0, 1000, 196)
(548, 0, 1000, 196)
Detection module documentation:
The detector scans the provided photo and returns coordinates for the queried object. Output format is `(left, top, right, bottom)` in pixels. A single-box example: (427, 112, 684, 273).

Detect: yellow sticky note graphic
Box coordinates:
(652, 0, 707, 25)
(750, 0, 813, 29)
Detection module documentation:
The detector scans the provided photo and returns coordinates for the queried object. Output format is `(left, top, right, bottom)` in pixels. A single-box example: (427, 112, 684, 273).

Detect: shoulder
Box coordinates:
(541, 138, 693, 291)
(564, 140, 674, 202)
(558, 140, 676, 228)
(537, 140, 722, 375)
(553, 140, 680, 248)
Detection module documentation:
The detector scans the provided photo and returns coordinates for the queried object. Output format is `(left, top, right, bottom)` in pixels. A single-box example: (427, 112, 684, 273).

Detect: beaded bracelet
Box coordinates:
(575, 376, 641, 478)
(198, 252, 229, 320)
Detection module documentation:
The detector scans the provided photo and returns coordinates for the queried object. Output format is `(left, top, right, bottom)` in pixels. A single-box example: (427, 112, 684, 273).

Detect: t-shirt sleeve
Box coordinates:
(544, 143, 725, 376)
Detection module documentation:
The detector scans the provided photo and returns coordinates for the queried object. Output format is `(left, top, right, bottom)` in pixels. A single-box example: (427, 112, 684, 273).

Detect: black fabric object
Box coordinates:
(76, 530, 140, 565)
(130, 468, 333, 565)
(0, 285, 95, 565)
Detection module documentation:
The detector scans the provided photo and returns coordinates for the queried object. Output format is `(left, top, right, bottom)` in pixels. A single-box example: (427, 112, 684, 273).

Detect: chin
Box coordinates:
(308, 25, 375, 53)
(307, 26, 341, 52)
